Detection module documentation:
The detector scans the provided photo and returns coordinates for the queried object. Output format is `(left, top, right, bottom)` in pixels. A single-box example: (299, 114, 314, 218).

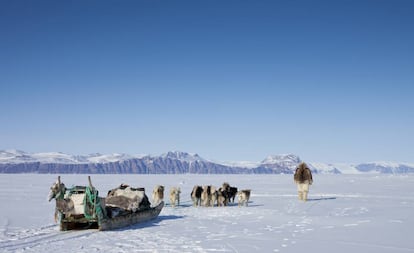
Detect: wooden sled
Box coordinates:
(50, 176, 164, 231)
(99, 201, 163, 231)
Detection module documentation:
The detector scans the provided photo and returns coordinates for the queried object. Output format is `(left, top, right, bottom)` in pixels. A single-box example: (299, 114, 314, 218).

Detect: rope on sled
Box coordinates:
(83, 186, 104, 220)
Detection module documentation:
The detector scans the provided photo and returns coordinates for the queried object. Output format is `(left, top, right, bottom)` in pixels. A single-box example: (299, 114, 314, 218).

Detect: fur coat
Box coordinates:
(294, 162, 313, 185)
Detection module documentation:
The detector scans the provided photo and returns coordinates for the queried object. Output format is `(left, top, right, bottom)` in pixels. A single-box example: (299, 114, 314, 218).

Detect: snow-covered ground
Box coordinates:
(0, 174, 413, 253)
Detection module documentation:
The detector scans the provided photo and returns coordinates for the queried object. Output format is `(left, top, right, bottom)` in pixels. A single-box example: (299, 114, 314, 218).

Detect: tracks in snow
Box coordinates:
(0, 224, 96, 252)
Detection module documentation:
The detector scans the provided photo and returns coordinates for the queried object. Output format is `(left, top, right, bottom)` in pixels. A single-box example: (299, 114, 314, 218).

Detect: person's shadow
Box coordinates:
(307, 197, 337, 201)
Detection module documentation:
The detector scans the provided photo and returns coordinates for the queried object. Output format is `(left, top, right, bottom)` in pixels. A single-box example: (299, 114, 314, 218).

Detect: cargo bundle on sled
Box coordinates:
(48, 176, 163, 231)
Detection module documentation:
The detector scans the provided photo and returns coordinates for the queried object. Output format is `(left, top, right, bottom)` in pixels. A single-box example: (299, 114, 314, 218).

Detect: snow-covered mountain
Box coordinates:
(0, 150, 249, 174)
(308, 162, 359, 174)
(0, 150, 143, 164)
(160, 151, 204, 162)
(356, 162, 414, 174)
(254, 154, 302, 173)
(0, 149, 413, 174)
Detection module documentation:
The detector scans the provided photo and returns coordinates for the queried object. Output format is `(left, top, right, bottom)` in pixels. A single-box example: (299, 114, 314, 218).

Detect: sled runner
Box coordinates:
(49, 176, 164, 231)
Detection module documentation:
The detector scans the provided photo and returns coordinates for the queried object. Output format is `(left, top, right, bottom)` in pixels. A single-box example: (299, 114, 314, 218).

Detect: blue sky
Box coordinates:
(1, 0, 413, 163)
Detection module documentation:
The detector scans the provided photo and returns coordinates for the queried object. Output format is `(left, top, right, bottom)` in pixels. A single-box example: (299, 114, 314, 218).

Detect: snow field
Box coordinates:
(0, 174, 413, 252)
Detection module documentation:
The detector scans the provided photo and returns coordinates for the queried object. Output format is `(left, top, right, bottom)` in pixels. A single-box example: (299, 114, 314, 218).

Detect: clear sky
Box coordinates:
(1, 0, 413, 164)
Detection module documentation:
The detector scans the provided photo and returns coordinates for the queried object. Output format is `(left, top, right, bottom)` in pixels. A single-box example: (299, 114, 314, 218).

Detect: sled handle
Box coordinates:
(88, 176, 93, 188)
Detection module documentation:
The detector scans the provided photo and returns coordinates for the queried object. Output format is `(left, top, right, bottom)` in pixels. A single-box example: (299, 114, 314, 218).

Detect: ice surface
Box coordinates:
(0, 174, 413, 252)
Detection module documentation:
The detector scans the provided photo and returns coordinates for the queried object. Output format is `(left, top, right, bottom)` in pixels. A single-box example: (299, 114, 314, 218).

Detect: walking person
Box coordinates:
(294, 162, 313, 201)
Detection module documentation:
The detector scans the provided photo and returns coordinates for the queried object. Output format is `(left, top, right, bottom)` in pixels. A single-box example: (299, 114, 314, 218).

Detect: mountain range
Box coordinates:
(0, 149, 413, 174)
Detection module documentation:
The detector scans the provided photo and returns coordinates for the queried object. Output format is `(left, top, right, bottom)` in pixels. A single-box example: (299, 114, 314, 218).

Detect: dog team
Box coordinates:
(152, 182, 251, 208)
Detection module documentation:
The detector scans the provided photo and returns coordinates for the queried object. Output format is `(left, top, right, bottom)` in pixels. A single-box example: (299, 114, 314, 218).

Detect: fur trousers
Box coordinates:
(296, 183, 310, 201)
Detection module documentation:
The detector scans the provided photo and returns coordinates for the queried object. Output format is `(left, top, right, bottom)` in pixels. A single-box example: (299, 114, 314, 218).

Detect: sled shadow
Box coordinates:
(157, 215, 185, 222)
(307, 197, 337, 202)
(116, 215, 185, 231)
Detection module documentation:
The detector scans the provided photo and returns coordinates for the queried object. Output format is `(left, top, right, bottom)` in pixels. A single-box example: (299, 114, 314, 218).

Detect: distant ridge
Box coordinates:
(0, 150, 413, 174)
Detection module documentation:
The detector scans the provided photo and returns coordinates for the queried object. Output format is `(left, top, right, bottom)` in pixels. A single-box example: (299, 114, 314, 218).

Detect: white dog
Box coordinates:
(169, 187, 181, 207)
(152, 185, 165, 205)
(238, 189, 251, 207)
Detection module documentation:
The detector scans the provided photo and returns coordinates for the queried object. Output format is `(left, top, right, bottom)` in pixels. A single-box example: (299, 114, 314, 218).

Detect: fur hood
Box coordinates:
(298, 162, 308, 170)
